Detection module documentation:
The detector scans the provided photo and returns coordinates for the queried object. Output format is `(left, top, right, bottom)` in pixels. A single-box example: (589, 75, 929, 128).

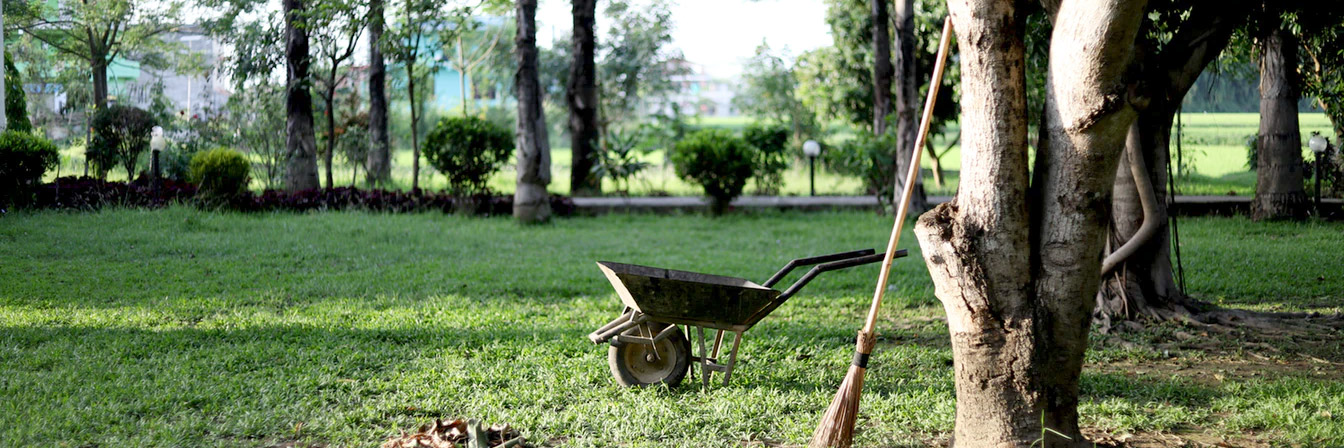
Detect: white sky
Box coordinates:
(535, 0, 833, 79)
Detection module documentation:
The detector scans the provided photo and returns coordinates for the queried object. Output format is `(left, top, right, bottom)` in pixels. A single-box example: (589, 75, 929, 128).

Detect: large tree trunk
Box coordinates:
(1030, 1, 1144, 441)
(914, 0, 1145, 445)
(914, 0, 1040, 444)
(1098, 117, 1191, 322)
(1098, 6, 1246, 322)
(514, 0, 551, 223)
(892, 0, 927, 213)
(366, 0, 391, 187)
(283, 0, 320, 191)
(1252, 24, 1307, 220)
(567, 0, 600, 196)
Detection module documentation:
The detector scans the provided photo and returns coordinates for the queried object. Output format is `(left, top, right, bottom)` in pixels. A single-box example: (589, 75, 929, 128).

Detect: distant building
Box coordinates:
(648, 59, 739, 118)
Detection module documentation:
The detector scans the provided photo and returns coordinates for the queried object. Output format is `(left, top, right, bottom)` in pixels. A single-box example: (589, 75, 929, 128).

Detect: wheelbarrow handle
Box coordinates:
(775, 250, 905, 301)
(762, 248, 878, 288)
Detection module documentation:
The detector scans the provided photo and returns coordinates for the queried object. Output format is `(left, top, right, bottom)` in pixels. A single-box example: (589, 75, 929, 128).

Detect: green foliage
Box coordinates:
(0, 130, 59, 206)
(670, 129, 756, 214)
(189, 148, 251, 201)
(594, 127, 653, 194)
(824, 132, 898, 206)
(733, 43, 818, 145)
(224, 82, 288, 189)
(742, 122, 792, 195)
(89, 105, 157, 179)
(423, 116, 514, 195)
(599, 0, 686, 127)
(5, 51, 34, 133)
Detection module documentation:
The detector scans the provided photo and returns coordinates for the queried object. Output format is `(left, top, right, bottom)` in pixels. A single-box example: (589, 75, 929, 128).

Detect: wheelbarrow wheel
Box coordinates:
(608, 323, 691, 387)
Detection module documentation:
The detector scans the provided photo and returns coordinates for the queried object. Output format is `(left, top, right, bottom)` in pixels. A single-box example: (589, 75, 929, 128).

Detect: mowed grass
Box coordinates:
(1, 210, 1342, 447)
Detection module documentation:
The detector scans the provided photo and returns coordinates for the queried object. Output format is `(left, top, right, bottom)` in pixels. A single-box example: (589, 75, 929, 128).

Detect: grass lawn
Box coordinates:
(2, 209, 1342, 447)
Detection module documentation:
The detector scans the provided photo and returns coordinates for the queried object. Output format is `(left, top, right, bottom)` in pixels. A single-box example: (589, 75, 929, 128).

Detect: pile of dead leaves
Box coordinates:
(381, 418, 525, 448)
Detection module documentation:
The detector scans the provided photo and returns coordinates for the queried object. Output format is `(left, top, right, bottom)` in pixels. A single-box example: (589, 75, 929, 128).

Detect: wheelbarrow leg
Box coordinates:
(710, 330, 725, 359)
(722, 331, 743, 386)
(696, 326, 711, 389)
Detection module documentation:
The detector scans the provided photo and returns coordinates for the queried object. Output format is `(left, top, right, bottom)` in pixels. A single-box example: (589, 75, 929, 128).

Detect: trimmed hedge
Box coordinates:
(27, 178, 575, 216)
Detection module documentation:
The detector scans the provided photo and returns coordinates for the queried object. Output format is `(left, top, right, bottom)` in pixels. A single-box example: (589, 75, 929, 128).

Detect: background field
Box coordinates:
(2, 209, 1341, 447)
(46, 113, 1337, 197)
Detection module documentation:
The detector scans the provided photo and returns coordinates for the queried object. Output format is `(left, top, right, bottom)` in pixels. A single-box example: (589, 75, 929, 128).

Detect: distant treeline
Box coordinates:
(1182, 64, 1322, 113)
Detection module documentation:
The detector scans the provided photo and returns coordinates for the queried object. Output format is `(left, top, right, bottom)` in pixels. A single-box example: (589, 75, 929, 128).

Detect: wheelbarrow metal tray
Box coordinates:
(596, 261, 780, 329)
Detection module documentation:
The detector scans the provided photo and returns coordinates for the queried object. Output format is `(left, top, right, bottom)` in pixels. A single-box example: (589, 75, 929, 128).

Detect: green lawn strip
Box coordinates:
(1, 210, 1340, 446)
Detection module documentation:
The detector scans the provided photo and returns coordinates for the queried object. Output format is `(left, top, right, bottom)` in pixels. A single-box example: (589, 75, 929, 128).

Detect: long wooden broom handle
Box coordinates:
(862, 17, 954, 334)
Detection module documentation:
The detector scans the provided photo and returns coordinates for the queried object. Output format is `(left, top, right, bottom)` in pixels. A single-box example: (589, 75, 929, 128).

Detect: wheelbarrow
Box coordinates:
(587, 248, 908, 388)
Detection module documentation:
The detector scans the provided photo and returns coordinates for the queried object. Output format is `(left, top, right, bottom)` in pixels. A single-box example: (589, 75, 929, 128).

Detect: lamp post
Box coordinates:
(803, 140, 821, 196)
(150, 126, 166, 191)
(1309, 134, 1329, 215)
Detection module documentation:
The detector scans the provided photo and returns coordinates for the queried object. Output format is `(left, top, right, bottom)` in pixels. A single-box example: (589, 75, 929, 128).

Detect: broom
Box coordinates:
(808, 16, 954, 448)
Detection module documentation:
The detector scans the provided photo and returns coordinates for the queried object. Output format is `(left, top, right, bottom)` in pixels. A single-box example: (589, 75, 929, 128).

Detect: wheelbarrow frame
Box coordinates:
(588, 248, 909, 387)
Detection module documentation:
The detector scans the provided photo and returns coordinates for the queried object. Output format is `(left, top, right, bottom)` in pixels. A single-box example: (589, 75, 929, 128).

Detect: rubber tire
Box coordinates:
(608, 324, 691, 388)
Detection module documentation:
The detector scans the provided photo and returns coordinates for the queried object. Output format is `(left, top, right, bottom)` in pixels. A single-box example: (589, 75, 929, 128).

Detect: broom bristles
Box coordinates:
(808, 364, 868, 448)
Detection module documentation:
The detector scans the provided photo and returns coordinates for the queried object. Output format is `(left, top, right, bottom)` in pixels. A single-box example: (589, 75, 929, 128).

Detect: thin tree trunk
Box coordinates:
(367, 0, 391, 186)
(409, 64, 421, 192)
(871, 0, 893, 135)
(892, 0, 926, 210)
(283, 0, 320, 191)
(514, 0, 551, 223)
(924, 139, 945, 186)
(1252, 24, 1307, 220)
(92, 56, 109, 109)
(914, 0, 1041, 444)
(568, 0, 600, 196)
(1, 0, 7, 133)
(324, 81, 337, 189)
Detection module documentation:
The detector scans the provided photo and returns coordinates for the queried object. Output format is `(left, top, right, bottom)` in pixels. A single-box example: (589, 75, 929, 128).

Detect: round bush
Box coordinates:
(742, 123, 791, 194)
(670, 129, 756, 215)
(0, 131, 59, 206)
(189, 148, 251, 200)
(423, 116, 514, 195)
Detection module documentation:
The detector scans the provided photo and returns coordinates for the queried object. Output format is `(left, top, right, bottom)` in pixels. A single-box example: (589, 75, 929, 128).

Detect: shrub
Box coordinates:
(5, 51, 33, 133)
(670, 129, 756, 215)
(742, 123, 791, 195)
(423, 116, 514, 195)
(89, 105, 156, 179)
(0, 131, 59, 207)
(824, 132, 897, 208)
(189, 148, 251, 204)
(595, 127, 653, 194)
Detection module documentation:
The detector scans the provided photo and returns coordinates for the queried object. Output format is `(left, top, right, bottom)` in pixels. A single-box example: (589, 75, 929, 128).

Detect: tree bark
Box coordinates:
(283, 0, 320, 191)
(515, 0, 551, 223)
(1252, 24, 1307, 220)
(914, 0, 1041, 444)
(871, 0, 893, 136)
(366, 0, 391, 186)
(1031, 0, 1145, 441)
(892, 0, 926, 213)
(568, 0, 600, 196)
(323, 81, 337, 189)
(1099, 5, 1246, 322)
(92, 54, 109, 109)
(914, 0, 1146, 445)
